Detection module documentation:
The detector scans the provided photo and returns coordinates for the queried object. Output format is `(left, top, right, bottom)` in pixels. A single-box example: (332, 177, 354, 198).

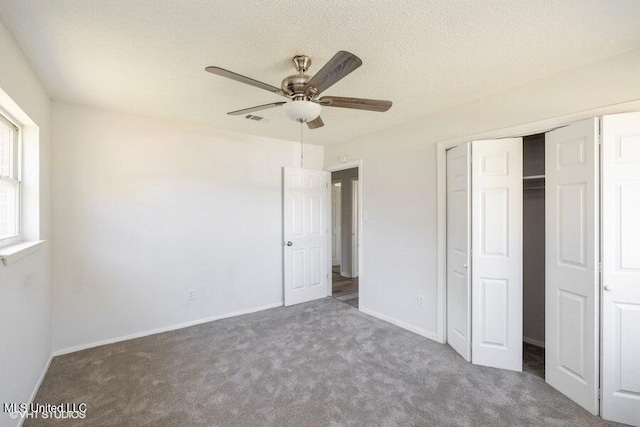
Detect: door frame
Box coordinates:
(331, 180, 342, 267)
(351, 177, 359, 278)
(325, 160, 363, 306)
(436, 99, 640, 344)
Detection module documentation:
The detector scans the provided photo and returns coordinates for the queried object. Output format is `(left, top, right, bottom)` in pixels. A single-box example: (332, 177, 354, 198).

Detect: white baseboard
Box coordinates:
(53, 302, 284, 356)
(17, 354, 53, 427)
(359, 306, 440, 342)
(523, 336, 545, 348)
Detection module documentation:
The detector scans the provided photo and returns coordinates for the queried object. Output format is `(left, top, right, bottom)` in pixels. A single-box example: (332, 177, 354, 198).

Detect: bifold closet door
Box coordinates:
(471, 138, 523, 372)
(446, 143, 471, 361)
(601, 112, 640, 427)
(545, 118, 599, 415)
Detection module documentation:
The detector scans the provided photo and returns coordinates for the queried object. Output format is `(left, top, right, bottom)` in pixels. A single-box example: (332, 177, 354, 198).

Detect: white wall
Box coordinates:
(0, 20, 51, 427)
(325, 48, 640, 341)
(51, 102, 323, 352)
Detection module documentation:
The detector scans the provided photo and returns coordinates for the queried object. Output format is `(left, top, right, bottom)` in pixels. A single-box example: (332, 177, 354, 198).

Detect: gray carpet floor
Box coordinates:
(27, 298, 622, 427)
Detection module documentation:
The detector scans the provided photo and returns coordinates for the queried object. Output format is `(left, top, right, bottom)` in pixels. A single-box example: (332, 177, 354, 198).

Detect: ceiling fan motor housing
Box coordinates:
(281, 74, 311, 98)
(281, 55, 316, 98)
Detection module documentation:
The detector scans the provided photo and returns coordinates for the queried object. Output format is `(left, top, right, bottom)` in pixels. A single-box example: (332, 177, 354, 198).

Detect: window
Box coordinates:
(0, 111, 20, 243)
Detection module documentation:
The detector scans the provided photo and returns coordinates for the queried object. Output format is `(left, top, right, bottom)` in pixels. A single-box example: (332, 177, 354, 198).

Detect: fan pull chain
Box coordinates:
(300, 121, 304, 168)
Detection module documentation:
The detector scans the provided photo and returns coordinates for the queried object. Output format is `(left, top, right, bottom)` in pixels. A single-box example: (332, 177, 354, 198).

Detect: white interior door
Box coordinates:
(283, 167, 330, 306)
(545, 118, 599, 414)
(331, 182, 342, 266)
(472, 138, 523, 371)
(446, 143, 472, 361)
(351, 178, 359, 278)
(601, 112, 640, 426)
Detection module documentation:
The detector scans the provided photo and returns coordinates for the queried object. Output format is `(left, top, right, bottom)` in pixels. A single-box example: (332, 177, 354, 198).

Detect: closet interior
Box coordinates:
(522, 133, 545, 378)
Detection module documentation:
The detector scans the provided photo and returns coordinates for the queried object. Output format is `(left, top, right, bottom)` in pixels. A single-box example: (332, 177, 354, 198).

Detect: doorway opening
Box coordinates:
(522, 133, 545, 379)
(330, 167, 359, 308)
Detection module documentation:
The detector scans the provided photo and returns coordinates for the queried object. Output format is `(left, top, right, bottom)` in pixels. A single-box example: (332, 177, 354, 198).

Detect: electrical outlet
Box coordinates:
(417, 295, 424, 307)
(187, 289, 196, 300)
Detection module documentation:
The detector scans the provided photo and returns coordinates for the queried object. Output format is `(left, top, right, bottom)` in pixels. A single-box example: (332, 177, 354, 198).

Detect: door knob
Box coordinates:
(286, 241, 293, 247)
(604, 285, 613, 291)
(463, 264, 468, 268)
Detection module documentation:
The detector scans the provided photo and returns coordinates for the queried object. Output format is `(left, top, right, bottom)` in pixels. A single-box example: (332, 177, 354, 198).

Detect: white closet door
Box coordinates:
(472, 138, 523, 371)
(545, 118, 599, 414)
(601, 112, 640, 426)
(446, 143, 471, 361)
(283, 167, 330, 306)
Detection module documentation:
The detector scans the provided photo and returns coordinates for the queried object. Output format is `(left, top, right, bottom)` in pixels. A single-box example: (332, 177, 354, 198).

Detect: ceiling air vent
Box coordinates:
(245, 114, 270, 123)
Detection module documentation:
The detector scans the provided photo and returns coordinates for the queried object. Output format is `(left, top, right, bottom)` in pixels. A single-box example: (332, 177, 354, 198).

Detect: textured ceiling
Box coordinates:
(1, 1, 640, 145)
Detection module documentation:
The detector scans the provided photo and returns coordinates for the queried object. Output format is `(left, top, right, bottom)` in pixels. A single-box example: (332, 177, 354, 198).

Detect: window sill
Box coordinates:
(0, 240, 45, 266)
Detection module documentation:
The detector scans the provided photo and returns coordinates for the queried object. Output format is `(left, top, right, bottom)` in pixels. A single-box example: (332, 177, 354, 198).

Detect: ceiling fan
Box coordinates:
(205, 51, 392, 129)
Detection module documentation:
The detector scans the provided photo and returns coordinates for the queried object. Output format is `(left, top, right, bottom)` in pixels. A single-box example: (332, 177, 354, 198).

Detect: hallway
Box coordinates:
(331, 266, 358, 308)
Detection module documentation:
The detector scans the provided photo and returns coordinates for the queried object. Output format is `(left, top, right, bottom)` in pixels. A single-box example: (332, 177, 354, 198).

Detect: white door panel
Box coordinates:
(447, 143, 471, 361)
(602, 112, 640, 426)
(545, 118, 599, 415)
(472, 138, 523, 372)
(284, 167, 330, 306)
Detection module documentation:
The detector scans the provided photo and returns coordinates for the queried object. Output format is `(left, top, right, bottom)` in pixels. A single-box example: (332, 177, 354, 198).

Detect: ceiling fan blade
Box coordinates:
(206, 66, 286, 96)
(307, 116, 324, 129)
(305, 51, 362, 95)
(227, 102, 286, 116)
(319, 96, 392, 112)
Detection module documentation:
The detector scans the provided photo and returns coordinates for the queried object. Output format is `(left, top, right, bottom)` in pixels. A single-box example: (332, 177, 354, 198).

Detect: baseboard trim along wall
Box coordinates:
(18, 355, 54, 427)
(359, 306, 440, 342)
(53, 302, 284, 357)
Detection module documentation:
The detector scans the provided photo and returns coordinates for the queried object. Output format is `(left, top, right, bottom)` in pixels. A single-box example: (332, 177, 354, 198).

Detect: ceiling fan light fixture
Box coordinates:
(282, 100, 321, 123)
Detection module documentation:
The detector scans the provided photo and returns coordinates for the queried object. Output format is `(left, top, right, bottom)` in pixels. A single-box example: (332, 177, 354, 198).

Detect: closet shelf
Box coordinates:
(524, 175, 545, 190)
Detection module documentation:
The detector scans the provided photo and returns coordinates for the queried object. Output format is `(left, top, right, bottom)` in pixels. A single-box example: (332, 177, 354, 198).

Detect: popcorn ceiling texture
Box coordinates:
(1, 0, 640, 145)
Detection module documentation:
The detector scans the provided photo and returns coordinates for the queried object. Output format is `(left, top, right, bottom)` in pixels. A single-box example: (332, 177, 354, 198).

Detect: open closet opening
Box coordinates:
(441, 113, 639, 422)
(330, 167, 359, 308)
(522, 133, 546, 379)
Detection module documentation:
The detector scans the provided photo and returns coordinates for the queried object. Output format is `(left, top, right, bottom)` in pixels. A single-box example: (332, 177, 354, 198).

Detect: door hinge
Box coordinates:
(598, 388, 601, 399)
